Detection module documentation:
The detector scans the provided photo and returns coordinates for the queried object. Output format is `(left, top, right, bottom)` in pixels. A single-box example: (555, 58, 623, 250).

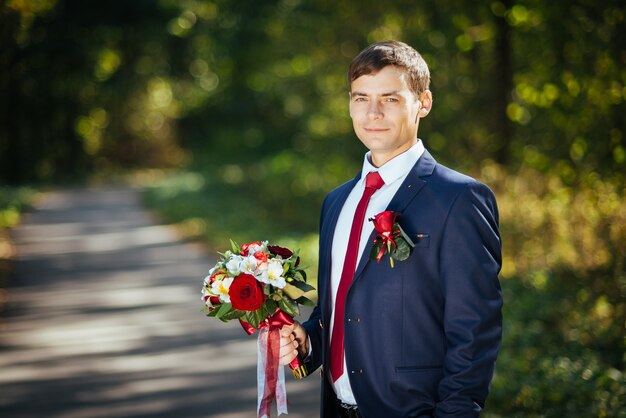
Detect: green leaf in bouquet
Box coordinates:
(214, 303, 234, 322)
(221, 308, 245, 321)
(298, 269, 307, 281)
(244, 311, 261, 329)
(266, 299, 278, 314)
(278, 295, 299, 317)
(246, 301, 273, 328)
(295, 296, 316, 307)
(229, 239, 240, 254)
(282, 283, 302, 300)
(289, 280, 315, 293)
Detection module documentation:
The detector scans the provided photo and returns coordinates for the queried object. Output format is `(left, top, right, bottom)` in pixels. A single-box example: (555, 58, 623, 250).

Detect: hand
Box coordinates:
(279, 321, 309, 366)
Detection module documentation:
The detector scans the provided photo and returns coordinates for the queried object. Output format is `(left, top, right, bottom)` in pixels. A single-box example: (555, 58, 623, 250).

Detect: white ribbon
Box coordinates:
(257, 326, 288, 417)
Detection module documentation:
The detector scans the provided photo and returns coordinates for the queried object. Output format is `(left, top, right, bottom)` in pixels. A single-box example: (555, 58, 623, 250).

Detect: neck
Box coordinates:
(370, 139, 417, 167)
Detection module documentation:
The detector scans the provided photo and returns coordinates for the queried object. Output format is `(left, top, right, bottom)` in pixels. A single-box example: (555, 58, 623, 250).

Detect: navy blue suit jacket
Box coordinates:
(302, 150, 502, 417)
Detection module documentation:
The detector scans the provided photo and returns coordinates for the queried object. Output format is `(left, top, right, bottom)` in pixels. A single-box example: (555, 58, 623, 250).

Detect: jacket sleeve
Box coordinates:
(300, 193, 331, 375)
(435, 181, 503, 417)
(301, 307, 323, 373)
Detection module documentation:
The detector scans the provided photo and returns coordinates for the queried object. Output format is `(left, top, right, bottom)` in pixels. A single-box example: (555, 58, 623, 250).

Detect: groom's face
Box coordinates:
(349, 65, 425, 167)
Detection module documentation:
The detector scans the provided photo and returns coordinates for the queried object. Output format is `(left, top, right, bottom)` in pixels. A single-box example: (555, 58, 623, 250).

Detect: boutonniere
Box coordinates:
(369, 211, 415, 268)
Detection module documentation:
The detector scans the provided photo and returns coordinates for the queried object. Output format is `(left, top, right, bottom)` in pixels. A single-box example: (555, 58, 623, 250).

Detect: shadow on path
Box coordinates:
(0, 186, 319, 417)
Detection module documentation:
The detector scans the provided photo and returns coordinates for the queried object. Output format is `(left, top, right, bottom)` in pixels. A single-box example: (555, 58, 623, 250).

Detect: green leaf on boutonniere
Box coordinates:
(397, 225, 415, 248)
(370, 242, 383, 260)
(392, 237, 412, 261)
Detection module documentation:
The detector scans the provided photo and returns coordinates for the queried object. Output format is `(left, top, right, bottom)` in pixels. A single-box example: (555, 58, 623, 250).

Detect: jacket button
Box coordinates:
(359, 369, 364, 374)
(347, 318, 351, 322)
(356, 318, 361, 323)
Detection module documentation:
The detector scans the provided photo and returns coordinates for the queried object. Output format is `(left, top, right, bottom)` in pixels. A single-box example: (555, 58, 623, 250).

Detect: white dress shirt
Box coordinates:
(329, 140, 425, 404)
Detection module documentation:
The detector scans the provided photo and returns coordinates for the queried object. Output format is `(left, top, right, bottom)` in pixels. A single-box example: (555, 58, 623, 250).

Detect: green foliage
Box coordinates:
(482, 164, 625, 417)
(0, 186, 37, 228)
(488, 276, 625, 418)
(0, 185, 38, 312)
(2, 0, 625, 415)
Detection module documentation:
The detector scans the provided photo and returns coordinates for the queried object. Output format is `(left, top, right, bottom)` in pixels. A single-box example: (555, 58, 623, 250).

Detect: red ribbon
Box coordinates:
(239, 309, 294, 335)
(239, 309, 304, 371)
(240, 310, 304, 417)
(375, 232, 398, 263)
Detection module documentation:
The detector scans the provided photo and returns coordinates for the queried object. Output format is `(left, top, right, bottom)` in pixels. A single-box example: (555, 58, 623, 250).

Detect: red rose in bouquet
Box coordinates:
(240, 241, 262, 256)
(230, 273, 265, 311)
(267, 245, 293, 258)
(268, 244, 300, 266)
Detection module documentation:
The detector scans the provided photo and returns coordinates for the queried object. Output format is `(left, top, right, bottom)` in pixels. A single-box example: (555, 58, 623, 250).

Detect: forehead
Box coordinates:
(350, 65, 412, 94)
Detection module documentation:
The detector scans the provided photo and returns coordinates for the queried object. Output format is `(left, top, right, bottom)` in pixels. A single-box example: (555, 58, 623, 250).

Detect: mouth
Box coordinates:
(364, 127, 390, 132)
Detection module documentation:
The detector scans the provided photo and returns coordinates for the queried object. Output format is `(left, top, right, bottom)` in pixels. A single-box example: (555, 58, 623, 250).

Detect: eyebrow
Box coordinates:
(351, 91, 400, 97)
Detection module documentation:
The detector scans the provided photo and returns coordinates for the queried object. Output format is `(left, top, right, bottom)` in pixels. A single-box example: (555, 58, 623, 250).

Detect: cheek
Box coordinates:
(349, 105, 361, 120)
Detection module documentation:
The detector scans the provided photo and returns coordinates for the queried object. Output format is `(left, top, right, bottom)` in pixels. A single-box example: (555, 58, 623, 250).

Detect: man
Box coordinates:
(280, 40, 502, 418)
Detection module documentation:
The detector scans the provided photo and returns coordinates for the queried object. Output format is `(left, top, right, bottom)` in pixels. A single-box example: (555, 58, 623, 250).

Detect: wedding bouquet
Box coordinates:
(201, 240, 315, 417)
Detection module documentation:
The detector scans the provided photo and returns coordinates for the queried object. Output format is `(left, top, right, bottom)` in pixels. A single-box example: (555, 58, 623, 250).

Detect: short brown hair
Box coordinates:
(348, 40, 430, 96)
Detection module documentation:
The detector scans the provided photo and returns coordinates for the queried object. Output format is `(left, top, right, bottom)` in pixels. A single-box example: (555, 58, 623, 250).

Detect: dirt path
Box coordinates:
(0, 186, 319, 417)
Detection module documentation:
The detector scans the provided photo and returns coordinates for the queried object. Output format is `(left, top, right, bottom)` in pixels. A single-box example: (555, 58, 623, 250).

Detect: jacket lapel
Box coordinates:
(319, 174, 361, 321)
(352, 150, 437, 280)
(320, 175, 361, 258)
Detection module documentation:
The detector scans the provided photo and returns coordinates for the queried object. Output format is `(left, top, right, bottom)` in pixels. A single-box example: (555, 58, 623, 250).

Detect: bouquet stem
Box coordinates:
(289, 357, 308, 379)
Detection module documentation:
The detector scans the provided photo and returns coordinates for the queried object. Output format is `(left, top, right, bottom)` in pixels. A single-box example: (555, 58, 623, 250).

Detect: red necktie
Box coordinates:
(330, 171, 385, 382)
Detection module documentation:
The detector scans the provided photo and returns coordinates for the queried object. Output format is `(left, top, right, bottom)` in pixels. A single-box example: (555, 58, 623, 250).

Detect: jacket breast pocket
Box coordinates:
(413, 233, 430, 248)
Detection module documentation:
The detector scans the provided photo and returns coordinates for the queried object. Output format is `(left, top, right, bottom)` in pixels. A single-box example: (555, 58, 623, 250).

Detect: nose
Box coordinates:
(367, 101, 383, 119)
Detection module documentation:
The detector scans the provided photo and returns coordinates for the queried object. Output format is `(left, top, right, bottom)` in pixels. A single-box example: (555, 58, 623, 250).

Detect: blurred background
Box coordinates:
(0, 0, 624, 416)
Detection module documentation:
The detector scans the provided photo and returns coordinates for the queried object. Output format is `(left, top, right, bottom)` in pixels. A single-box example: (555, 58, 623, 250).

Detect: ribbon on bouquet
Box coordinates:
(240, 310, 308, 418)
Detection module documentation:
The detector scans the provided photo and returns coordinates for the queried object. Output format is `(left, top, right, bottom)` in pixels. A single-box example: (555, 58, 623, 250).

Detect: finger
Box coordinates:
(279, 348, 298, 365)
(280, 337, 298, 349)
(279, 324, 295, 337)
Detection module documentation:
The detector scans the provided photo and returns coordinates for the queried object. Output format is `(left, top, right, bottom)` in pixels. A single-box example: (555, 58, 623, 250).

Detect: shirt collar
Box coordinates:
(360, 139, 425, 186)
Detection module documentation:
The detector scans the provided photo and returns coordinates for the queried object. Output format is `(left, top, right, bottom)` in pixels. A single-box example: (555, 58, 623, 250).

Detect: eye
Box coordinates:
(384, 97, 399, 103)
(352, 96, 367, 102)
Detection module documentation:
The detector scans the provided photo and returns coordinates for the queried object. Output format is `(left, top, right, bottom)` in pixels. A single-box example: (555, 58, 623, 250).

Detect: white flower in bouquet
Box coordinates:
(259, 258, 287, 288)
(226, 255, 247, 276)
(211, 276, 234, 303)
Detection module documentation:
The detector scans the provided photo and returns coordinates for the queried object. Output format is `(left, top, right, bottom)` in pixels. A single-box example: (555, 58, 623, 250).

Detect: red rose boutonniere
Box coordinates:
(369, 211, 415, 268)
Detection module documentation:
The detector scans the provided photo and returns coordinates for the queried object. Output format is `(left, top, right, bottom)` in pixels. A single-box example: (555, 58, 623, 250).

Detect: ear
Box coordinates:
(418, 90, 433, 118)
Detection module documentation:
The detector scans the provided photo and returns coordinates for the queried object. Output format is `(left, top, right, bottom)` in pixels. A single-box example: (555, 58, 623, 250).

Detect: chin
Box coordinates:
(359, 132, 387, 142)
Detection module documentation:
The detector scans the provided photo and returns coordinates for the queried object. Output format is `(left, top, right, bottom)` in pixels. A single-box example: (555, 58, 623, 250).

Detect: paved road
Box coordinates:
(0, 186, 319, 418)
